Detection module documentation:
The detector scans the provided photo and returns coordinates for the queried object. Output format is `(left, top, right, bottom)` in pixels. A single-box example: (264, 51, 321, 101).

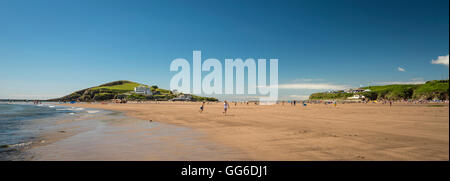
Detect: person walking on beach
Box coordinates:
(199, 102, 205, 113)
(389, 100, 392, 107)
(223, 101, 229, 115)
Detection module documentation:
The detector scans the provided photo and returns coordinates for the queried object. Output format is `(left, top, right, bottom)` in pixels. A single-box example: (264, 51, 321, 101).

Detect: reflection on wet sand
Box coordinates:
(28, 110, 248, 160)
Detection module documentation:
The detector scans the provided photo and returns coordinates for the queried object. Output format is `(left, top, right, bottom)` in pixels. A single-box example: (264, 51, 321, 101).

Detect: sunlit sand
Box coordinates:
(62, 102, 449, 161)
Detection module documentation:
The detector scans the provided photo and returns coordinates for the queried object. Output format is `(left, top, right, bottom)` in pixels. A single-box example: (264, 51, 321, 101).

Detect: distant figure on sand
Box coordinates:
(389, 101, 392, 107)
(199, 102, 205, 113)
(223, 101, 229, 115)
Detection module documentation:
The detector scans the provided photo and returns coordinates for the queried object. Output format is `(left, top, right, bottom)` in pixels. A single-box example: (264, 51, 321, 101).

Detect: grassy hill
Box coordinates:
(308, 92, 354, 100)
(411, 80, 449, 100)
(50, 80, 218, 102)
(309, 80, 449, 101)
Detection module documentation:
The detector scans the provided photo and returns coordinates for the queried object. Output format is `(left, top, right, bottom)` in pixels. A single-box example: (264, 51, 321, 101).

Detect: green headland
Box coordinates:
(50, 80, 218, 102)
(309, 80, 449, 101)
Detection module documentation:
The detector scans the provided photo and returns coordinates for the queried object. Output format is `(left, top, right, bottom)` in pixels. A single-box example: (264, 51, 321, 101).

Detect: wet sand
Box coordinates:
(26, 109, 246, 160)
(61, 102, 448, 160)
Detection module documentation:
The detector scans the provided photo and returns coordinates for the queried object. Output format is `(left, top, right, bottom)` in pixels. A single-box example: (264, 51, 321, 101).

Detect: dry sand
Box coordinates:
(65, 102, 449, 160)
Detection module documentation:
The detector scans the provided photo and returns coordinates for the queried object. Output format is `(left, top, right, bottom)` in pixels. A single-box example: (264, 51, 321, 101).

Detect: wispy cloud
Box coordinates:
(5, 94, 63, 100)
(431, 54, 449, 66)
(378, 81, 424, 85)
(410, 77, 424, 82)
(288, 95, 310, 99)
(375, 78, 425, 85)
(275, 78, 349, 90)
(397, 67, 405, 72)
(292, 78, 324, 82)
(278, 83, 349, 90)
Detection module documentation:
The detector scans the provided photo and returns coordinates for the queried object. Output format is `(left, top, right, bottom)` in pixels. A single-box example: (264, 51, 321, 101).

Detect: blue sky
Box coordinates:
(0, 0, 448, 100)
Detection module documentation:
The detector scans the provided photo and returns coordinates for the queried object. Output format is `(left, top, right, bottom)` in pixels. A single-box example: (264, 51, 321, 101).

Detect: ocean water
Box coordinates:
(0, 103, 84, 160)
(1, 102, 247, 160)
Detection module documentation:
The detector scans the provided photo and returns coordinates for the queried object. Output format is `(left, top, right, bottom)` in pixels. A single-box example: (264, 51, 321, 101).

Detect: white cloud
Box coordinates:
(277, 83, 349, 90)
(292, 78, 324, 82)
(410, 77, 424, 81)
(5, 94, 63, 100)
(431, 54, 449, 66)
(288, 95, 310, 99)
(375, 80, 425, 85)
(212, 95, 271, 101)
(398, 67, 405, 72)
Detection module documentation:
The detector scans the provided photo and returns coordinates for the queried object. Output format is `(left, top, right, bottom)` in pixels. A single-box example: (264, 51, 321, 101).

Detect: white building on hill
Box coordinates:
(170, 94, 193, 101)
(134, 86, 152, 95)
(347, 94, 365, 100)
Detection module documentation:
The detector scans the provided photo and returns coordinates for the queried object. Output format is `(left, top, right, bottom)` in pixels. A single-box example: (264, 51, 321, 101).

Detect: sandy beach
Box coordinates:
(19, 106, 246, 161)
(59, 102, 449, 161)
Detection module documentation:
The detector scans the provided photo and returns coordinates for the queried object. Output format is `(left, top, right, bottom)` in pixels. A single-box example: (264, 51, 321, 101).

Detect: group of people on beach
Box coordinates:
(197, 97, 449, 115)
(199, 101, 230, 115)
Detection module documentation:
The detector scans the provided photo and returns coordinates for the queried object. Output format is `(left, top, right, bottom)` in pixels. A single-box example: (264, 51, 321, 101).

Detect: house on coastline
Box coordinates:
(134, 86, 152, 95)
(171, 89, 180, 95)
(170, 94, 193, 101)
(347, 94, 365, 100)
(344, 88, 371, 93)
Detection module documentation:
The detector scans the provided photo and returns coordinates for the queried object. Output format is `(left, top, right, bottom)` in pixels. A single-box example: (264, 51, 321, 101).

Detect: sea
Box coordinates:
(0, 102, 87, 160)
(0, 102, 245, 160)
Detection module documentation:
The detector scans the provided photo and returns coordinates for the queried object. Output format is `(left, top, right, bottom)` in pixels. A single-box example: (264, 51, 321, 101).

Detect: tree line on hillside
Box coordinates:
(309, 80, 449, 101)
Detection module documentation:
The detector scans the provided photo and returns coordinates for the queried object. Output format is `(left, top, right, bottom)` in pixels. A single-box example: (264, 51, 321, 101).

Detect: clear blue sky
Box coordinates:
(0, 0, 448, 99)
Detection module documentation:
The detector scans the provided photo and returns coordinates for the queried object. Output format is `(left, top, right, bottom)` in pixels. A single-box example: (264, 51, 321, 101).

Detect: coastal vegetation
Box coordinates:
(309, 80, 449, 101)
(50, 80, 218, 102)
(308, 92, 354, 100)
